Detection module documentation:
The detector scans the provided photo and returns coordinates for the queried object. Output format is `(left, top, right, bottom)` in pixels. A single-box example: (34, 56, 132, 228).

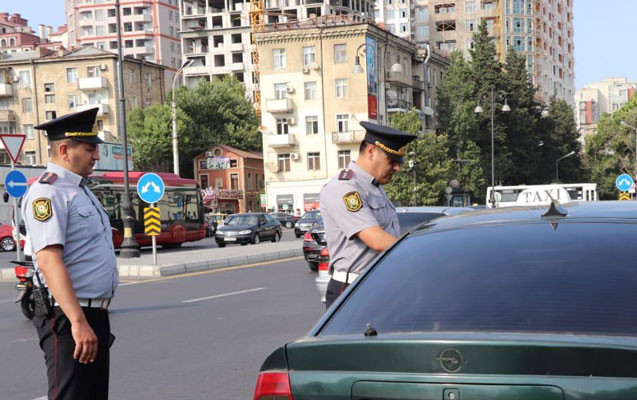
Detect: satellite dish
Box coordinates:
(386, 90, 398, 107)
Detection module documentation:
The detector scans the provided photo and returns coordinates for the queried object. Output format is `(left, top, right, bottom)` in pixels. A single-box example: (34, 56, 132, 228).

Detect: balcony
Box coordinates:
(0, 83, 13, 97)
(265, 98, 293, 113)
(0, 109, 16, 122)
(268, 133, 296, 147)
(412, 77, 424, 90)
(231, 62, 244, 71)
(77, 103, 110, 116)
(332, 130, 365, 144)
(78, 77, 108, 90)
(184, 65, 210, 75)
(231, 42, 244, 52)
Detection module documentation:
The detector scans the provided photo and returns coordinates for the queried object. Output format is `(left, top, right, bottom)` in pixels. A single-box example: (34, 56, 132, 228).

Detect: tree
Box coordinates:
(584, 96, 637, 199)
(127, 104, 194, 171)
(384, 109, 453, 205)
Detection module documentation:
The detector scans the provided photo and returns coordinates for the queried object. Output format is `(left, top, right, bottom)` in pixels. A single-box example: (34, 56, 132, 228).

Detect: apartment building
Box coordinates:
(575, 77, 637, 140)
(0, 47, 165, 165)
(255, 20, 444, 212)
(178, 0, 374, 101)
(194, 144, 265, 213)
(0, 13, 43, 53)
(375, 0, 575, 104)
(65, 0, 182, 84)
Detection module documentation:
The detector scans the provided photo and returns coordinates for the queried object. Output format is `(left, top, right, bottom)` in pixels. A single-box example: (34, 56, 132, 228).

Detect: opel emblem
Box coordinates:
(437, 348, 464, 373)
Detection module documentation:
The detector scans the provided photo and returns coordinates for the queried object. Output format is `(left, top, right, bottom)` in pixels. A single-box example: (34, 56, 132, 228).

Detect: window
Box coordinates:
(45, 94, 56, 104)
(306, 116, 318, 134)
(108, 8, 116, 17)
(465, 0, 477, 13)
(46, 111, 57, 120)
(334, 44, 346, 63)
(273, 49, 286, 69)
(336, 114, 349, 132)
(466, 19, 477, 32)
(0, 98, 9, 110)
(95, 9, 105, 21)
(125, 40, 134, 48)
(130, 95, 138, 108)
(230, 173, 239, 190)
(230, 159, 238, 168)
(274, 83, 287, 99)
(400, 8, 407, 18)
(417, 25, 430, 38)
(23, 124, 34, 140)
(87, 66, 101, 77)
(68, 95, 80, 109)
(387, 9, 395, 19)
(304, 81, 317, 100)
(276, 118, 289, 135)
(302, 46, 316, 66)
(19, 71, 31, 88)
(200, 174, 209, 189)
(129, 68, 136, 84)
(199, 160, 207, 169)
(247, 173, 252, 190)
(400, 23, 408, 33)
(66, 68, 78, 83)
(145, 72, 152, 89)
(417, 7, 428, 20)
(22, 98, 33, 113)
(108, 23, 117, 33)
(25, 151, 36, 165)
(338, 150, 351, 169)
(335, 79, 348, 98)
(277, 154, 291, 172)
(307, 152, 320, 170)
(96, 26, 105, 36)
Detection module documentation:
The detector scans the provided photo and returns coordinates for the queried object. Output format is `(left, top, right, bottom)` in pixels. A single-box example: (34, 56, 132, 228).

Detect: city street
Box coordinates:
(0, 254, 324, 399)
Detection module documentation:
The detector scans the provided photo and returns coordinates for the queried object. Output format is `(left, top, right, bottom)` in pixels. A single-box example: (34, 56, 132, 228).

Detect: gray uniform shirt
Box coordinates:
(21, 162, 118, 299)
(319, 161, 400, 275)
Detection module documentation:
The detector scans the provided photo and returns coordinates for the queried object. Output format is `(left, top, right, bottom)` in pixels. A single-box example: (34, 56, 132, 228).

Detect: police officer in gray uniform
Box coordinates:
(22, 107, 117, 400)
(320, 121, 416, 308)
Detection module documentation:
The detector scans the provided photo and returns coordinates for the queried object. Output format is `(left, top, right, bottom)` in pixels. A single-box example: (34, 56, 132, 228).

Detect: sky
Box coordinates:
(10, 0, 637, 89)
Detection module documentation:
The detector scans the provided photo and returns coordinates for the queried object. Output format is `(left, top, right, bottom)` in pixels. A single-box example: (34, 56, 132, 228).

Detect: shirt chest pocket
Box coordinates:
(368, 196, 389, 224)
(74, 205, 102, 230)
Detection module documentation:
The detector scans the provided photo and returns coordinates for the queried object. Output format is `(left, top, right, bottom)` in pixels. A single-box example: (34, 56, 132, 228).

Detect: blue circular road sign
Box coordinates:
(137, 173, 165, 204)
(5, 170, 28, 198)
(615, 174, 634, 192)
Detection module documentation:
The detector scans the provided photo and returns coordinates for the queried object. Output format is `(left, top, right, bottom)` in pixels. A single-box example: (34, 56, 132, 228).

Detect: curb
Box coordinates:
(0, 247, 305, 282)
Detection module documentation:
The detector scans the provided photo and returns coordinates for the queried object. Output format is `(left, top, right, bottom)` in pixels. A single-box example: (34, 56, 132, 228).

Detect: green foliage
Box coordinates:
(385, 109, 453, 206)
(127, 104, 194, 171)
(584, 96, 637, 199)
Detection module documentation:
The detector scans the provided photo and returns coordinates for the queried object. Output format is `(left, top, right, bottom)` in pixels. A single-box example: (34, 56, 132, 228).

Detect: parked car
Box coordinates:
(271, 212, 296, 228)
(215, 213, 282, 247)
(0, 223, 22, 252)
(256, 201, 637, 400)
(302, 217, 324, 271)
(294, 210, 321, 238)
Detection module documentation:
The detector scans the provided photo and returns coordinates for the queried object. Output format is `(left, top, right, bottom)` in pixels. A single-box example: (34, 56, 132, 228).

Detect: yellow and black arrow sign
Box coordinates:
(619, 192, 631, 201)
(144, 207, 161, 236)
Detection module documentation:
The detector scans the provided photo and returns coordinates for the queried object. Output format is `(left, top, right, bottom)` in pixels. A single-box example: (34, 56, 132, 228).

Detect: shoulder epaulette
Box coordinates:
(39, 172, 58, 185)
(338, 168, 353, 181)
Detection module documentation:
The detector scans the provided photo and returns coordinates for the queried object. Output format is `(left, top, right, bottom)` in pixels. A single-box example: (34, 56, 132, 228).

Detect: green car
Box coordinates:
(254, 201, 637, 399)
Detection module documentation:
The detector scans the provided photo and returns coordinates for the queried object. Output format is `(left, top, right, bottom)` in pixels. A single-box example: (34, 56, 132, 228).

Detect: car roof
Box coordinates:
(413, 201, 637, 234)
(395, 206, 474, 215)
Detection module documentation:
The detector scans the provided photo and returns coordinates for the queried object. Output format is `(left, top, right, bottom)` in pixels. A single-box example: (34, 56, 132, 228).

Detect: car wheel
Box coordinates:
(271, 231, 281, 243)
(217, 242, 226, 248)
(285, 221, 293, 228)
(252, 233, 260, 245)
(308, 261, 319, 272)
(1, 237, 15, 252)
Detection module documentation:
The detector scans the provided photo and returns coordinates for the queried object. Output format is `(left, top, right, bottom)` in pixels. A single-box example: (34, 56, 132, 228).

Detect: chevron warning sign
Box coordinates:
(144, 207, 161, 236)
(619, 192, 631, 201)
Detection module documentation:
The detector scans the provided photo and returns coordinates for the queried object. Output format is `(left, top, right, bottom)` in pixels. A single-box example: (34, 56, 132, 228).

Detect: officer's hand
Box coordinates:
(71, 320, 98, 364)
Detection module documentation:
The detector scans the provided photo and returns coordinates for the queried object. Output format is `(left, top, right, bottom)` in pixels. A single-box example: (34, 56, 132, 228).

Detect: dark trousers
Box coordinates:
(33, 307, 112, 400)
(325, 278, 349, 309)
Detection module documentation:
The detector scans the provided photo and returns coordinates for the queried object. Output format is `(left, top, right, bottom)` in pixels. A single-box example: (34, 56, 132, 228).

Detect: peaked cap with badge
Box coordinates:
(34, 107, 103, 144)
(360, 121, 417, 163)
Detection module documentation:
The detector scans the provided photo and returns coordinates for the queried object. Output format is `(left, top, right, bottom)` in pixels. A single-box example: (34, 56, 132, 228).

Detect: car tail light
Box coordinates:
(318, 248, 329, 271)
(303, 231, 313, 242)
(14, 265, 33, 279)
(253, 372, 293, 400)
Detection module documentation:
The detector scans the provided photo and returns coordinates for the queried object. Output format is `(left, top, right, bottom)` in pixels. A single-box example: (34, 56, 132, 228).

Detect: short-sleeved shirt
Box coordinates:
(320, 161, 400, 275)
(21, 162, 118, 299)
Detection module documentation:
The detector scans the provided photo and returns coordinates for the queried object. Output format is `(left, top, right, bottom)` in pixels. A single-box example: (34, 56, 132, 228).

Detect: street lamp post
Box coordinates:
(171, 59, 194, 176)
(621, 120, 637, 181)
(475, 88, 510, 208)
(114, 0, 139, 258)
(555, 151, 575, 181)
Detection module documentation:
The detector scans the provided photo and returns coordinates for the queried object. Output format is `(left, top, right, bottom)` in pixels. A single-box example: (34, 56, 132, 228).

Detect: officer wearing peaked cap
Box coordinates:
(320, 121, 416, 308)
(22, 108, 118, 399)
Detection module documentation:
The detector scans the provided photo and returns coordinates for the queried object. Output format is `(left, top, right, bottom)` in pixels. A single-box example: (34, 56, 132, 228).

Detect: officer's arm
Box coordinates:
(36, 245, 98, 364)
(357, 226, 397, 252)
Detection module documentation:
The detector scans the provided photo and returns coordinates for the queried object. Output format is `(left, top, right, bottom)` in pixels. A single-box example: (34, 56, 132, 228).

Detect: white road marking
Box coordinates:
(32, 396, 47, 400)
(182, 287, 266, 303)
(118, 281, 140, 286)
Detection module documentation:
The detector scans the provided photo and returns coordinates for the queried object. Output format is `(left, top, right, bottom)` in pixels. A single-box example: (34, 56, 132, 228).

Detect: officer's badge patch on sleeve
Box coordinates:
(343, 191, 363, 212)
(33, 198, 52, 222)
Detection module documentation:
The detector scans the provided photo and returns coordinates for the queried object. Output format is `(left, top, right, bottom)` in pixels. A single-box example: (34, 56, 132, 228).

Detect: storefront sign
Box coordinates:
(303, 193, 320, 211)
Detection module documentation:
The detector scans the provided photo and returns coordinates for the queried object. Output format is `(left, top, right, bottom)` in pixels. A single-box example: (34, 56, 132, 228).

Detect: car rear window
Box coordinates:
(321, 221, 637, 337)
(396, 212, 444, 234)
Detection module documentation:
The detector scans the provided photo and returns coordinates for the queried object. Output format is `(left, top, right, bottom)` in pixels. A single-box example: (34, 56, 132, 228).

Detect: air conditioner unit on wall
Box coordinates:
(11, 76, 19, 82)
(99, 64, 108, 71)
(287, 117, 296, 125)
(301, 66, 310, 74)
(310, 62, 320, 70)
(290, 153, 299, 160)
(286, 86, 295, 94)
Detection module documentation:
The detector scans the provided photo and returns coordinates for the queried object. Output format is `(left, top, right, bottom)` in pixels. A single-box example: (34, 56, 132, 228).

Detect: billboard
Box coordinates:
(95, 142, 133, 171)
(207, 157, 231, 170)
(366, 36, 378, 120)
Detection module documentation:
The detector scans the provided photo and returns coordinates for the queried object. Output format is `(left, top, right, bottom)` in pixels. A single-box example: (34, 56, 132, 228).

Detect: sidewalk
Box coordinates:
(0, 241, 303, 281)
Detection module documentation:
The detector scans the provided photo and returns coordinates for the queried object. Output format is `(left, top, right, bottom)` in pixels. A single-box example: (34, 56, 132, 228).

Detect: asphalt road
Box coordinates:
(0, 256, 324, 400)
(0, 226, 301, 268)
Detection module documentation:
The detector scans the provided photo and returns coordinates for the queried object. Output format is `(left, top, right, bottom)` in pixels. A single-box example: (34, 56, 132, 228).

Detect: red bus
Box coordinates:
(88, 172, 206, 248)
